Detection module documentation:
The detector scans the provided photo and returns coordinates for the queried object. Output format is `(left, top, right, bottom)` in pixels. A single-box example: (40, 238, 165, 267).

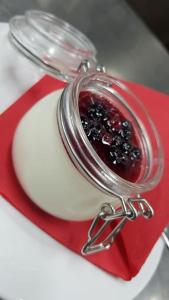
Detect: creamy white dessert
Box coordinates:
(12, 90, 117, 221)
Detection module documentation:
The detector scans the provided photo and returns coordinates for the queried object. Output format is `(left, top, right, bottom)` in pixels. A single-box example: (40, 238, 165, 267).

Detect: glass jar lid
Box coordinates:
(9, 10, 97, 82)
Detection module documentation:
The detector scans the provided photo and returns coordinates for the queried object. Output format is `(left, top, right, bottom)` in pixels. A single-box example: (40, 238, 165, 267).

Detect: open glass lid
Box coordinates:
(9, 10, 97, 82)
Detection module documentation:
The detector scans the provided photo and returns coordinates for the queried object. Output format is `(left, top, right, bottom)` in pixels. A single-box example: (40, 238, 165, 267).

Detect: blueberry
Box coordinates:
(112, 135, 123, 146)
(88, 127, 102, 141)
(104, 119, 114, 133)
(104, 112, 121, 132)
(122, 120, 132, 130)
(104, 119, 121, 133)
(124, 129, 132, 141)
(81, 115, 89, 129)
(121, 153, 129, 166)
(122, 142, 132, 151)
(102, 114, 109, 122)
(118, 128, 126, 139)
(96, 104, 107, 118)
(109, 147, 122, 165)
(87, 102, 108, 120)
(89, 119, 101, 129)
(81, 115, 91, 136)
(109, 146, 129, 165)
(130, 147, 141, 160)
(87, 105, 97, 119)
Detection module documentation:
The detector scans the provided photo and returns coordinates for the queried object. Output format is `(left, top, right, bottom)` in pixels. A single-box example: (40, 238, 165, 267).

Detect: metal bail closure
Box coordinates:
(82, 195, 154, 255)
(78, 59, 106, 74)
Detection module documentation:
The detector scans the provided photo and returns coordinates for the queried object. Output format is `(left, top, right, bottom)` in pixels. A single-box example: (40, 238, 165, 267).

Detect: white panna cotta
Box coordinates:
(12, 90, 117, 221)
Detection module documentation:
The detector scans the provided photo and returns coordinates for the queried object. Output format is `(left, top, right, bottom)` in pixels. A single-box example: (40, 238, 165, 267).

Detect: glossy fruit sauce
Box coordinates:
(79, 91, 142, 182)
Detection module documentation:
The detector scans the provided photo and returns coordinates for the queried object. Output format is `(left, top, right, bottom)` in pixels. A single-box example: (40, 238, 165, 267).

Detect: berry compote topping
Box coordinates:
(79, 91, 142, 182)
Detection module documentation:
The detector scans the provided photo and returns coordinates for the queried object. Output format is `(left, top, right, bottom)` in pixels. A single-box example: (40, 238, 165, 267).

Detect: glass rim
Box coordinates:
(58, 71, 164, 197)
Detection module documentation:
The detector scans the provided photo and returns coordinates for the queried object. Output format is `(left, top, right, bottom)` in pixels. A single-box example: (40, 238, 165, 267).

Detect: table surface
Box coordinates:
(1, 0, 169, 299)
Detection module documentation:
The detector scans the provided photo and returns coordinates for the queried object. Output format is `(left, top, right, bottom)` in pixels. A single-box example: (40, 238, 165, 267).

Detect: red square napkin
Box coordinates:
(0, 75, 169, 280)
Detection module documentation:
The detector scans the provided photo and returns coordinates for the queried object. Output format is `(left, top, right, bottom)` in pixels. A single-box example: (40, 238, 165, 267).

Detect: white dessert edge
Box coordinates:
(12, 89, 118, 221)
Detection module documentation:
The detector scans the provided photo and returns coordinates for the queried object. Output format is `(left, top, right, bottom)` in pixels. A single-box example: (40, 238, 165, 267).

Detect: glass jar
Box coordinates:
(10, 10, 164, 255)
(12, 69, 163, 219)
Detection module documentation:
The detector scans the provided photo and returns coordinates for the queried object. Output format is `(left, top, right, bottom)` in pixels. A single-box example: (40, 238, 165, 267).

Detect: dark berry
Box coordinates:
(81, 115, 91, 136)
(117, 128, 132, 141)
(130, 147, 141, 160)
(87, 105, 97, 119)
(121, 153, 129, 165)
(124, 129, 132, 141)
(104, 113, 121, 133)
(112, 135, 123, 146)
(117, 128, 126, 139)
(122, 120, 132, 130)
(109, 147, 122, 165)
(122, 142, 131, 151)
(104, 119, 115, 133)
(88, 127, 101, 141)
(87, 102, 108, 121)
(81, 115, 89, 130)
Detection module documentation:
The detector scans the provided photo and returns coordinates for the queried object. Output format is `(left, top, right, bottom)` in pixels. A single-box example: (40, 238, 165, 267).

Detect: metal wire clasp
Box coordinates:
(78, 59, 106, 74)
(82, 195, 154, 255)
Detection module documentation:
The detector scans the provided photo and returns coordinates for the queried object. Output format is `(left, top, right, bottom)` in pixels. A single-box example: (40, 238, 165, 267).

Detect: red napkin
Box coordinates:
(1, 75, 169, 281)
